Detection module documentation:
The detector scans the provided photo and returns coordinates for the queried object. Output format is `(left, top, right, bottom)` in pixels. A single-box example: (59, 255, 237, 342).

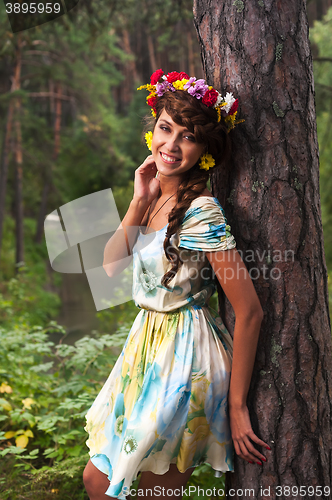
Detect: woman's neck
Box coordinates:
(157, 173, 183, 197)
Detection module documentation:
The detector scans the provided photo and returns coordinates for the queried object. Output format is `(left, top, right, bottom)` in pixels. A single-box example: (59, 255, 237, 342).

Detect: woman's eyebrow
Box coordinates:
(159, 119, 191, 133)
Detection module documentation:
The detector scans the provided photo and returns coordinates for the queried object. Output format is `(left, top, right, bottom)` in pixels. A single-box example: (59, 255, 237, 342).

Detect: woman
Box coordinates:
(83, 70, 270, 500)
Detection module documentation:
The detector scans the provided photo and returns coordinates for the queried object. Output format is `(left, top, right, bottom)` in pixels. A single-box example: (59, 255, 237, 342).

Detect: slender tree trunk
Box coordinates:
(0, 34, 24, 262)
(147, 34, 158, 73)
(187, 28, 195, 77)
(35, 82, 62, 243)
(194, 0, 332, 497)
(12, 34, 24, 269)
(0, 101, 15, 261)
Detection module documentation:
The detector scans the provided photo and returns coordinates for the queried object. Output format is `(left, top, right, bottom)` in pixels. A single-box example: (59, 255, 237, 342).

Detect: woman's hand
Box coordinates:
(133, 155, 160, 204)
(229, 404, 271, 465)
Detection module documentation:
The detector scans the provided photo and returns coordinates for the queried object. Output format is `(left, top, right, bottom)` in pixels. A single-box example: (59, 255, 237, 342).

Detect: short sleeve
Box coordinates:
(177, 197, 236, 252)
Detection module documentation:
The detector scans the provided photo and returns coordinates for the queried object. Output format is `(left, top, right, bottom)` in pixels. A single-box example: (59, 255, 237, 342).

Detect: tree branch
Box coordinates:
(313, 57, 332, 63)
(27, 92, 73, 101)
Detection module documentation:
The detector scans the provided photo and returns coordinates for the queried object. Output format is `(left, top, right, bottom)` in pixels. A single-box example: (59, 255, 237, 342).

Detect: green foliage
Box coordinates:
(0, 321, 129, 499)
(0, 216, 61, 327)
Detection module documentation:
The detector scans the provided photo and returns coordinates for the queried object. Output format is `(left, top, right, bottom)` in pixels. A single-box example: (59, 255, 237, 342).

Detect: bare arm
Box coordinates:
(103, 155, 160, 277)
(206, 248, 271, 464)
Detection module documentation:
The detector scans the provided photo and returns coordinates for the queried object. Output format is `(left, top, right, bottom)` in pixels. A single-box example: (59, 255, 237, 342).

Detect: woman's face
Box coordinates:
(151, 109, 205, 178)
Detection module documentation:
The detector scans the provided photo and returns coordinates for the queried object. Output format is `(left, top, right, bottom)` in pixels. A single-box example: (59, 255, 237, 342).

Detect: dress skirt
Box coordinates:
(84, 304, 234, 499)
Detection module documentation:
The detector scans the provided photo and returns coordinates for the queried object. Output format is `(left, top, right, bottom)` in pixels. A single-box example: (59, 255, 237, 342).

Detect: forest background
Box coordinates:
(0, 0, 331, 498)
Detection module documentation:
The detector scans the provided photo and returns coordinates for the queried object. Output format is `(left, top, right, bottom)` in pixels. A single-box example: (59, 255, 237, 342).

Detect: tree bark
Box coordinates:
(194, 0, 332, 497)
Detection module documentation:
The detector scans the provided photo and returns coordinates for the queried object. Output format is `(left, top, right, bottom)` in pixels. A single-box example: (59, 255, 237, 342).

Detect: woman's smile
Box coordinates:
(160, 152, 182, 164)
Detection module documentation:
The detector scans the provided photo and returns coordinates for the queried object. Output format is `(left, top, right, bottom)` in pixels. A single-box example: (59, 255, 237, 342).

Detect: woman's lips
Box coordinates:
(160, 152, 182, 163)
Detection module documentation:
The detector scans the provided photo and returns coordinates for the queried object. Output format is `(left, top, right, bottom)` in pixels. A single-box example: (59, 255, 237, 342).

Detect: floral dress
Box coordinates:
(84, 196, 237, 498)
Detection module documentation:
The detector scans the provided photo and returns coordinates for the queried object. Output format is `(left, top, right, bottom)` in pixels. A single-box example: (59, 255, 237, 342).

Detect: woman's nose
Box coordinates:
(165, 135, 180, 152)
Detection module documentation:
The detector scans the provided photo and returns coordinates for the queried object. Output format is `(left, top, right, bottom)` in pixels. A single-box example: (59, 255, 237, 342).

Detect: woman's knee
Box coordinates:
(83, 459, 111, 498)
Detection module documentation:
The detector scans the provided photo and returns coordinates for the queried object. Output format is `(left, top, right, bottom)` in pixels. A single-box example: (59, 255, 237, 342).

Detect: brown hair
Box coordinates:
(147, 90, 232, 289)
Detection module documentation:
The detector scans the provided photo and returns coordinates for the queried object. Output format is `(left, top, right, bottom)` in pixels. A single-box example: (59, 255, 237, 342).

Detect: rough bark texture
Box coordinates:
(193, 0, 332, 498)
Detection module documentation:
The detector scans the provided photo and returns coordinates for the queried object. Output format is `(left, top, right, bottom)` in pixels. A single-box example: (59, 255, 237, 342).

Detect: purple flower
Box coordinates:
(156, 81, 175, 96)
(184, 78, 209, 99)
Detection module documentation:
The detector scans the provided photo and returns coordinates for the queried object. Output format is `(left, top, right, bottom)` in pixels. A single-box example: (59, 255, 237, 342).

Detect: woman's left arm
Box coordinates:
(206, 248, 271, 465)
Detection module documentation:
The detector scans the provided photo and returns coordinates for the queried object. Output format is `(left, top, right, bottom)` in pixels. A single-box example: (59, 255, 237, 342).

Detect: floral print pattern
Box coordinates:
(85, 196, 236, 499)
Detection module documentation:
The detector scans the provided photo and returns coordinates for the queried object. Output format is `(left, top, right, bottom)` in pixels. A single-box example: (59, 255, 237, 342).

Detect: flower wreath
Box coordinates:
(138, 69, 244, 133)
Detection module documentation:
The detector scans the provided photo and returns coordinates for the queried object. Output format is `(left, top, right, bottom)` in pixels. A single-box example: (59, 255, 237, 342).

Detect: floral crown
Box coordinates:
(138, 69, 244, 132)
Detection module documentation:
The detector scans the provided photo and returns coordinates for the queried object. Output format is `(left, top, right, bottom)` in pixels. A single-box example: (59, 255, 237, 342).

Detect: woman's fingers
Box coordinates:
(246, 430, 270, 450)
(136, 155, 157, 171)
(134, 155, 159, 200)
(229, 404, 271, 465)
(233, 432, 270, 464)
(236, 438, 263, 464)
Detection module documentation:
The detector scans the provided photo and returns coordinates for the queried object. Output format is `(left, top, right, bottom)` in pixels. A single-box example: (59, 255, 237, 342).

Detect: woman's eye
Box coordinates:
(185, 134, 195, 142)
(160, 125, 170, 132)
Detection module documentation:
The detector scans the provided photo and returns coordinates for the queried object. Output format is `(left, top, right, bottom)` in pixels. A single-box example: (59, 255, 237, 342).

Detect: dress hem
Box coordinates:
(90, 453, 234, 499)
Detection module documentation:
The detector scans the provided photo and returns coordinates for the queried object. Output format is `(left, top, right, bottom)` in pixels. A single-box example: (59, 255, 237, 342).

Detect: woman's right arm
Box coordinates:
(103, 155, 160, 277)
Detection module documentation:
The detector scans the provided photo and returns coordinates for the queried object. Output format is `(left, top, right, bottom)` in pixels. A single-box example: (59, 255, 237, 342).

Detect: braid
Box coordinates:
(161, 164, 209, 289)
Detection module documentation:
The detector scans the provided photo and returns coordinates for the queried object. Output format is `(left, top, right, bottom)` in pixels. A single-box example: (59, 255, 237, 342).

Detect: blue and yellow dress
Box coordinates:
(84, 196, 237, 498)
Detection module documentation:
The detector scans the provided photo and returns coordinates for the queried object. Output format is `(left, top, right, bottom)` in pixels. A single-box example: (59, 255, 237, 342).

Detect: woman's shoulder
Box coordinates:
(182, 193, 226, 225)
(189, 190, 222, 210)
(178, 192, 236, 251)
(197, 188, 214, 198)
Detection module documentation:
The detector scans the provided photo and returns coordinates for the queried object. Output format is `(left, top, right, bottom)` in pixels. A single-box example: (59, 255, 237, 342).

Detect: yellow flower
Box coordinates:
(172, 79, 189, 90)
(199, 153, 215, 171)
(137, 84, 155, 92)
(22, 398, 36, 410)
(0, 382, 13, 394)
(145, 131, 153, 151)
(224, 112, 245, 133)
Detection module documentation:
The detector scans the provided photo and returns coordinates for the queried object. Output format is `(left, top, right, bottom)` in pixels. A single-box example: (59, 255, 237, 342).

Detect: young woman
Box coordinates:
(83, 70, 270, 500)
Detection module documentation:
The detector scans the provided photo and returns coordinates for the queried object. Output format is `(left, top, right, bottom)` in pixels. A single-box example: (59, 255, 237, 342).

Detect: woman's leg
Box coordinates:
(83, 460, 116, 500)
(83, 459, 194, 500)
(137, 464, 195, 500)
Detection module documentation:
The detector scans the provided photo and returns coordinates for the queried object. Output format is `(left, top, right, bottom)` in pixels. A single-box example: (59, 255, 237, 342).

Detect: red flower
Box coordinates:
(150, 69, 164, 85)
(147, 95, 158, 108)
(166, 71, 189, 83)
(228, 99, 239, 115)
(202, 89, 219, 107)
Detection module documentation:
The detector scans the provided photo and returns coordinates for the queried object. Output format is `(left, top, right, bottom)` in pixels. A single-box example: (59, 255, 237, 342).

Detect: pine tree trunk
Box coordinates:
(0, 101, 14, 261)
(14, 95, 24, 268)
(35, 82, 62, 243)
(13, 34, 24, 269)
(194, 0, 332, 497)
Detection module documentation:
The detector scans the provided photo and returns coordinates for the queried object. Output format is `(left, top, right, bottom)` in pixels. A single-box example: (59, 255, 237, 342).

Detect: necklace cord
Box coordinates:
(144, 193, 176, 234)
